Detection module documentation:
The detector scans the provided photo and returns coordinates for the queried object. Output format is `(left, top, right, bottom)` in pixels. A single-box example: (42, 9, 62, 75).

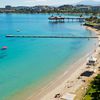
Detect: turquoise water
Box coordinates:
(0, 14, 96, 100)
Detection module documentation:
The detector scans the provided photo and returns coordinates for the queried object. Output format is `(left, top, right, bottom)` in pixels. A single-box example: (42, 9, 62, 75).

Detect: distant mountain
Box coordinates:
(77, 0, 100, 6)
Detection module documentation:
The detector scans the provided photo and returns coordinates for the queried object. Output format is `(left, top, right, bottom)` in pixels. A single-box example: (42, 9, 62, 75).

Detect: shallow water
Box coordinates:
(0, 14, 96, 100)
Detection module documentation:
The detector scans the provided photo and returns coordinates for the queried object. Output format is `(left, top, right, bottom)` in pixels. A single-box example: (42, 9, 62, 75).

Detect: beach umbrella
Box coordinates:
(87, 56, 97, 66)
(87, 56, 97, 62)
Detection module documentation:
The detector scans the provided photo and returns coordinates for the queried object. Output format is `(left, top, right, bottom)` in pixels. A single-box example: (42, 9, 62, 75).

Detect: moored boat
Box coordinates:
(1, 46, 8, 50)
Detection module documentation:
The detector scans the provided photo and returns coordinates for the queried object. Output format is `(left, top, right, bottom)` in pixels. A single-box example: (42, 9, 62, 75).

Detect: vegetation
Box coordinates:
(85, 15, 100, 29)
(84, 74, 100, 100)
(0, 5, 100, 14)
(85, 16, 100, 23)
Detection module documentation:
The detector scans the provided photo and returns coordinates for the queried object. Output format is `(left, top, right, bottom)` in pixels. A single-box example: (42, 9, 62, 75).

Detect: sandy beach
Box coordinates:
(23, 26, 100, 100)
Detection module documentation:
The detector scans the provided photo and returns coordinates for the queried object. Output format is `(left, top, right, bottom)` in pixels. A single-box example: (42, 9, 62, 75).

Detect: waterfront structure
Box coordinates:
(91, 6, 100, 12)
(48, 15, 65, 22)
(0, 5, 15, 13)
(5, 5, 12, 10)
(77, 6, 91, 12)
(48, 15, 85, 22)
(75, 5, 91, 12)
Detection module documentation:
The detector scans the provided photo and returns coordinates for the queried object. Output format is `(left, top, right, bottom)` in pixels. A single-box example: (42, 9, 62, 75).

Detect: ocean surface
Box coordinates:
(0, 14, 97, 100)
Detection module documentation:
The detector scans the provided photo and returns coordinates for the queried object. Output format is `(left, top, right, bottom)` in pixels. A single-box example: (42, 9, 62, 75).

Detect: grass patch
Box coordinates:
(86, 22, 98, 26)
(84, 74, 100, 100)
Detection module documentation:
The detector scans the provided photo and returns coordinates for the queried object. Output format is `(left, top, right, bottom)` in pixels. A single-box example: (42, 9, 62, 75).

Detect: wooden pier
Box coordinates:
(48, 16, 85, 22)
(65, 18, 85, 22)
(6, 35, 98, 39)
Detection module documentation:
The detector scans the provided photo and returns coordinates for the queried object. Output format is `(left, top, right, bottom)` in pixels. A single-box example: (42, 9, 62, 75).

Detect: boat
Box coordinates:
(1, 46, 8, 50)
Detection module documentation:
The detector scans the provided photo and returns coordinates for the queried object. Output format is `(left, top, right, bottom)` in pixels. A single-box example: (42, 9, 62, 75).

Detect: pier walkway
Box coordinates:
(65, 18, 85, 22)
(6, 35, 98, 39)
(48, 17, 85, 22)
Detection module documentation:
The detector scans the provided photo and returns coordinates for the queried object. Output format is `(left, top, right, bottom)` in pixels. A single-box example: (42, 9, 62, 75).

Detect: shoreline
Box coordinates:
(26, 26, 99, 100)
(6, 26, 99, 100)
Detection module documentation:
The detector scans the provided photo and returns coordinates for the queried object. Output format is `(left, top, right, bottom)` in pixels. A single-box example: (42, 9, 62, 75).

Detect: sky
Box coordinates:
(0, 0, 100, 7)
